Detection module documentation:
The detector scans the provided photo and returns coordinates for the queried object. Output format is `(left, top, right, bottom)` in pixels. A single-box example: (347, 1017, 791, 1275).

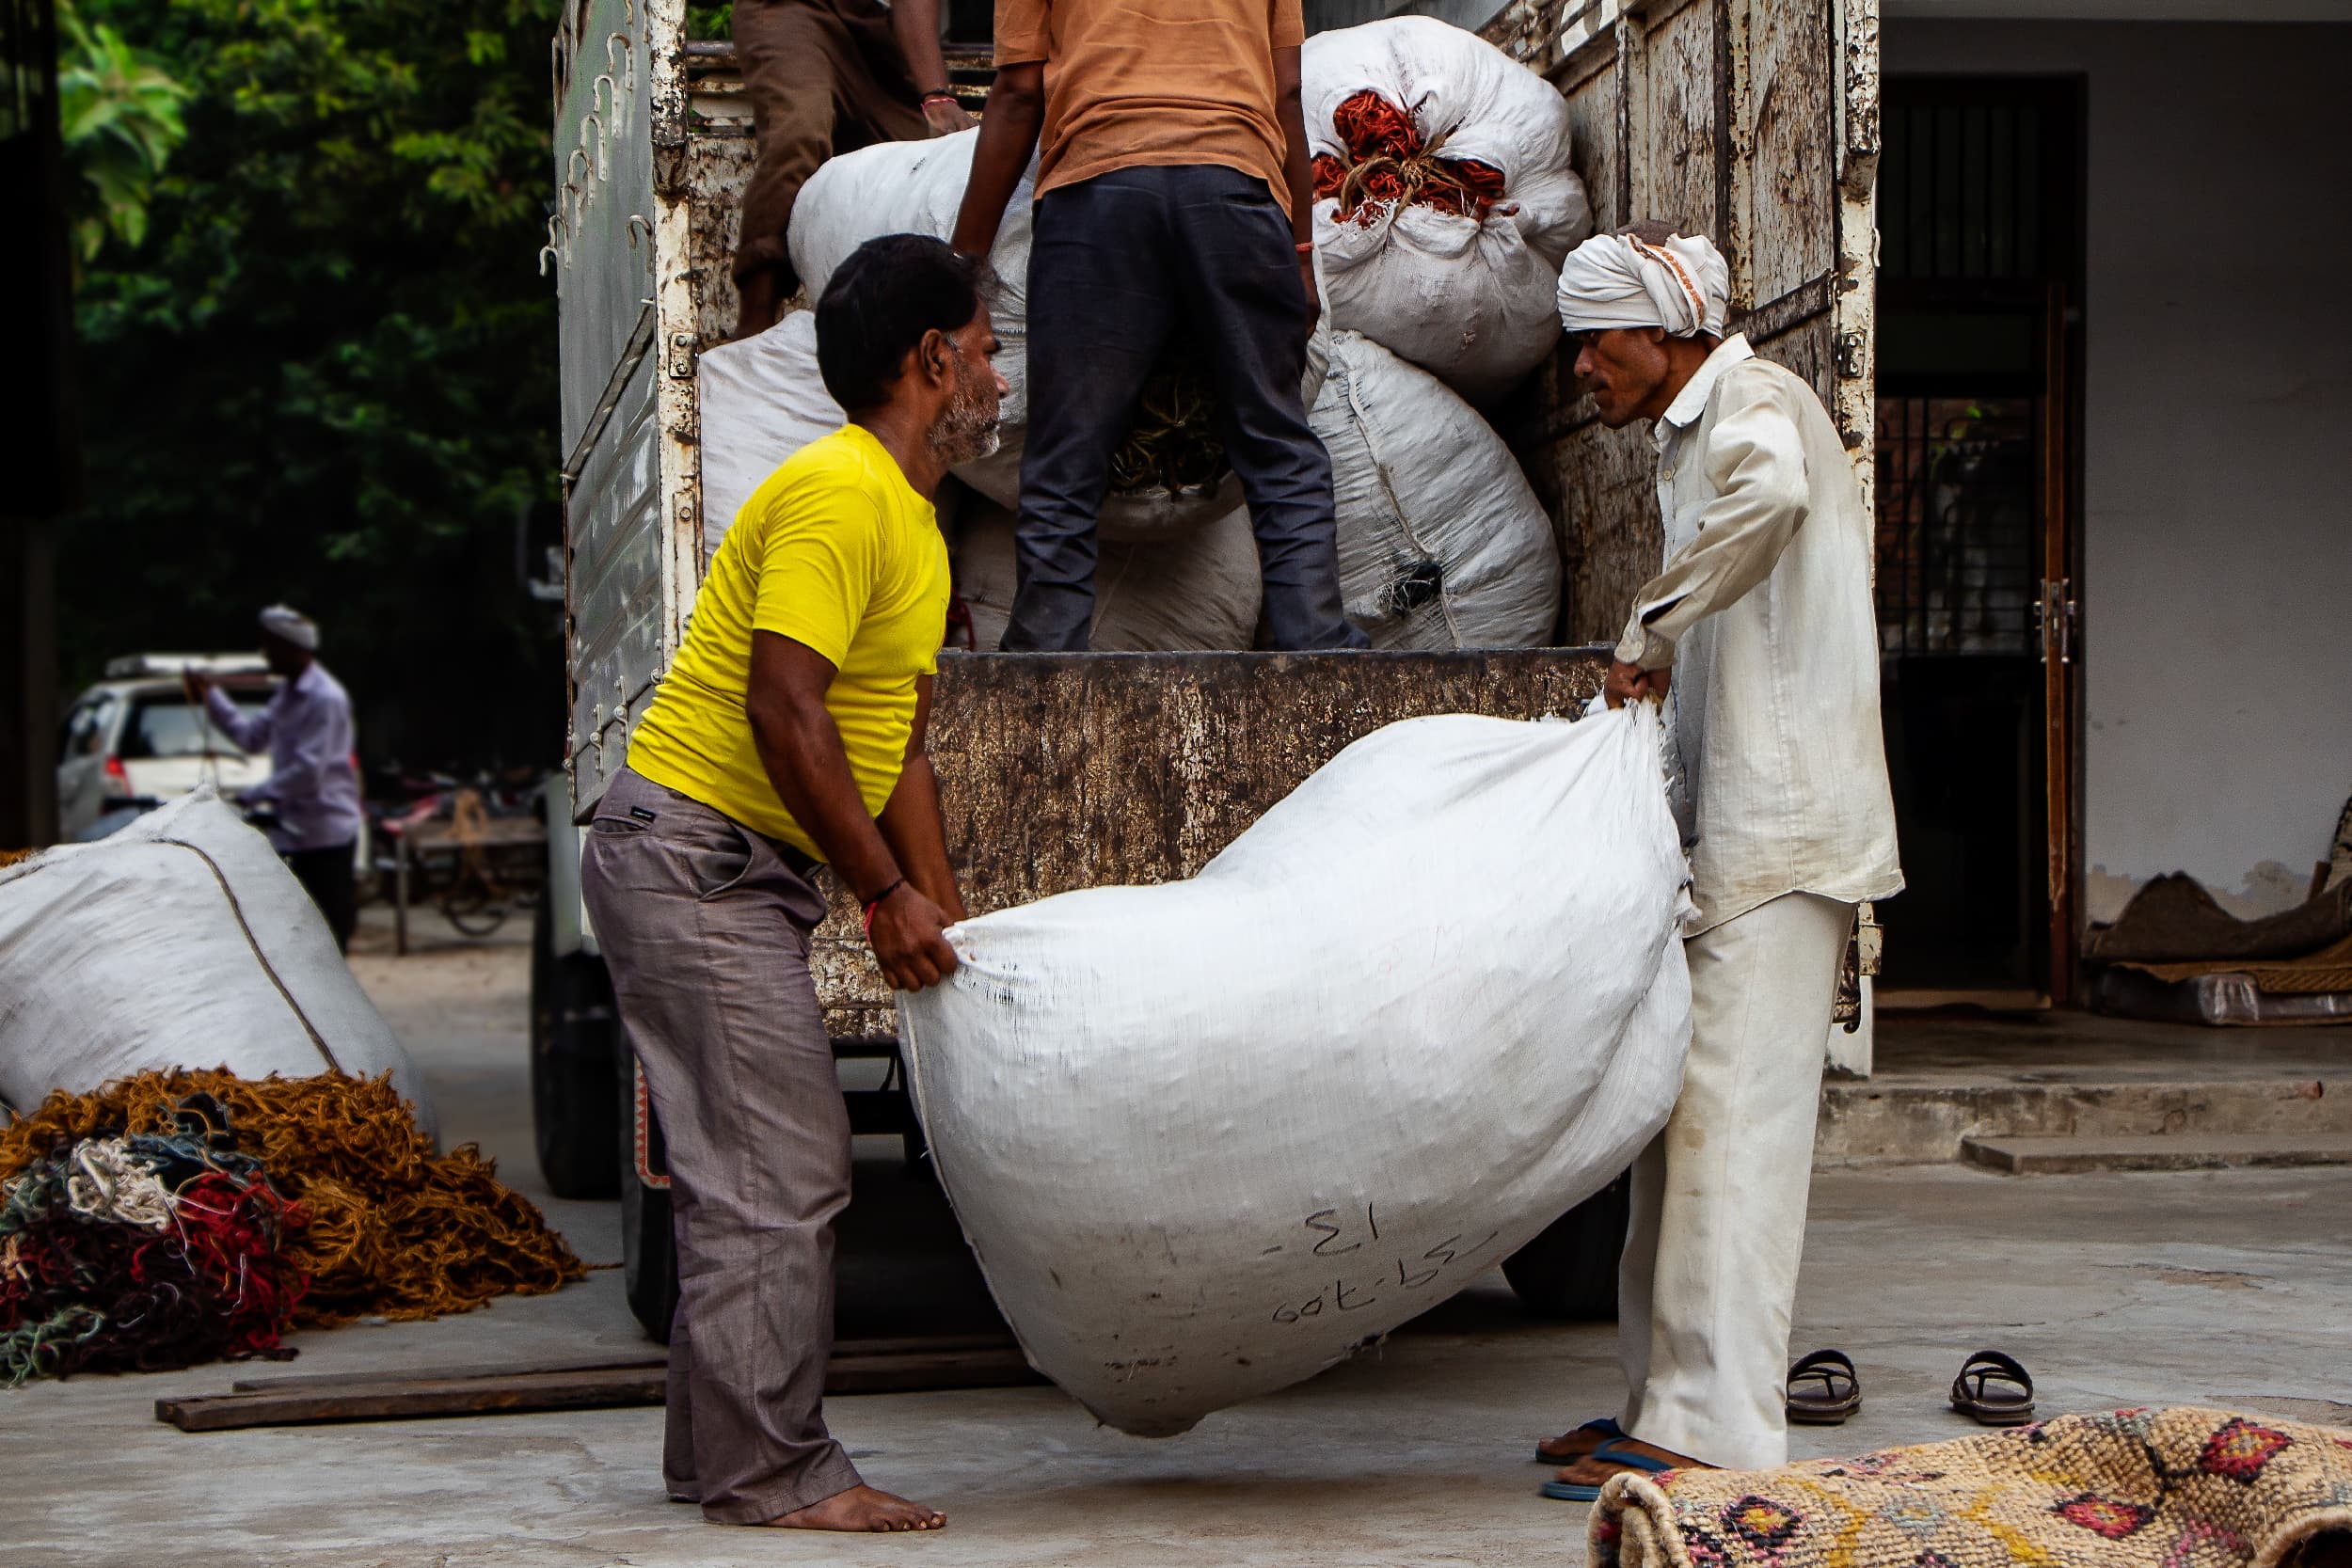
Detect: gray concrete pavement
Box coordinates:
(5, 909, 2348, 1568)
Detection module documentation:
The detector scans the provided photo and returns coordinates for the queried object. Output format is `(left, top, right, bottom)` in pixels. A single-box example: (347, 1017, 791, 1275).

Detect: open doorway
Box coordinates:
(1874, 77, 2084, 1005)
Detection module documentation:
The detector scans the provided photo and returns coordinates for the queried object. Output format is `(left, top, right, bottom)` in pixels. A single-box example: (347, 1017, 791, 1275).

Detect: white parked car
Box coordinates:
(56, 654, 279, 842)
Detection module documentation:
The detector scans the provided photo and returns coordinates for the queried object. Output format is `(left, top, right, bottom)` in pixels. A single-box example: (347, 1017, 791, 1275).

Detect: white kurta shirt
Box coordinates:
(204, 661, 364, 852)
(1614, 334, 1902, 934)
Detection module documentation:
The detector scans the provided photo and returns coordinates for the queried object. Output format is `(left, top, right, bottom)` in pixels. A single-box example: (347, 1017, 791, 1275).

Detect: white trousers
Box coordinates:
(1618, 891, 1853, 1470)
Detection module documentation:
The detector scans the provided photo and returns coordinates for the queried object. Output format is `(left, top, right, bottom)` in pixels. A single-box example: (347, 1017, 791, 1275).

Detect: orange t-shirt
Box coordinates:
(994, 0, 1305, 216)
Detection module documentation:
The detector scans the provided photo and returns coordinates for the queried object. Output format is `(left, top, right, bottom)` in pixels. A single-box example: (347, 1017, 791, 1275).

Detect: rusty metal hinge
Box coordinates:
(1835, 331, 1867, 380)
(667, 331, 698, 380)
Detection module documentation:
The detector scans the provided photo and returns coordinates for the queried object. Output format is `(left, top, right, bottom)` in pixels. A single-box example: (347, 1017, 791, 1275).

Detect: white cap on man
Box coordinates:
(259, 604, 320, 652)
(1556, 230, 1732, 340)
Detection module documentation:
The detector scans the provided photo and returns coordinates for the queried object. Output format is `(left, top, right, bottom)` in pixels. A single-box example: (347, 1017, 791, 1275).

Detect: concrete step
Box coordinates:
(1960, 1132, 2352, 1175)
(1815, 1074, 2345, 1166)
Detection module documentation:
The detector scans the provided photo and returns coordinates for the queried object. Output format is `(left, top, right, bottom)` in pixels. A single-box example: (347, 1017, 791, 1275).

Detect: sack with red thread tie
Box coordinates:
(1306, 17, 1591, 403)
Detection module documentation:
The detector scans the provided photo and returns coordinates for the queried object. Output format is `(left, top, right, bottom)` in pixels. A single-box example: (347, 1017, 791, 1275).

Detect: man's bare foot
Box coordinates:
(765, 1483, 946, 1532)
(1552, 1434, 1708, 1491)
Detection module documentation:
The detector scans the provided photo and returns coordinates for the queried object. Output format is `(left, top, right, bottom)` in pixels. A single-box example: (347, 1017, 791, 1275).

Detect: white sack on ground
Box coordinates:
(695, 309, 844, 566)
(898, 706, 1692, 1436)
(790, 130, 1331, 544)
(1305, 16, 1592, 402)
(0, 788, 437, 1141)
(1314, 330, 1562, 648)
(954, 499, 1263, 653)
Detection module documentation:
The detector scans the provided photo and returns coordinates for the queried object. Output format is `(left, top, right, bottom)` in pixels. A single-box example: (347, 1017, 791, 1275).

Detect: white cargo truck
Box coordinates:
(534, 0, 1882, 1340)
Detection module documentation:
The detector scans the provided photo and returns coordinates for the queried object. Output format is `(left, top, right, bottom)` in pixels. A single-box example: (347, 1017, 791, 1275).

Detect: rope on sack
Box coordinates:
(153, 835, 343, 1070)
(1336, 346, 1463, 645)
(1313, 91, 1510, 227)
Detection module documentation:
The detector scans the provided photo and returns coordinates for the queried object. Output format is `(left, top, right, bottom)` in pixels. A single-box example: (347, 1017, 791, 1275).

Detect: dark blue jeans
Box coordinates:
(1005, 165, 1368, 652)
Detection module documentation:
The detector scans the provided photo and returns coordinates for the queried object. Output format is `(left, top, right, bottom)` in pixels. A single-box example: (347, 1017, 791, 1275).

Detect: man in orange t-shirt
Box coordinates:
(949, 0, 1365, 654)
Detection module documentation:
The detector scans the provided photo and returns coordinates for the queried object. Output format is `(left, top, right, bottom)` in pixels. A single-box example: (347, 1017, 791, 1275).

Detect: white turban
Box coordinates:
(1556, 231, 1731, 340)
(259, 605, 319, 652)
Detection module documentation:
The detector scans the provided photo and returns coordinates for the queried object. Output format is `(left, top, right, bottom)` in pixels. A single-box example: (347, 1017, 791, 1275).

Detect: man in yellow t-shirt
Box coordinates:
(580, 235, 1005, 1536)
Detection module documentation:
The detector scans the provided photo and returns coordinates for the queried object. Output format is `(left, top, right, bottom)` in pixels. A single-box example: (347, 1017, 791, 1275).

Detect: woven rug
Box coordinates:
(1591, 1407, 2352, 1568)
(2116, 932, 2352, 997)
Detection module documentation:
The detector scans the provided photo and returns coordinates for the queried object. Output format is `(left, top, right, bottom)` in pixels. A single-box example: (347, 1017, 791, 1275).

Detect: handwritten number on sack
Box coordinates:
(1306, 1210, 1357, 1256)
(1306, 1202, 1380, 1256)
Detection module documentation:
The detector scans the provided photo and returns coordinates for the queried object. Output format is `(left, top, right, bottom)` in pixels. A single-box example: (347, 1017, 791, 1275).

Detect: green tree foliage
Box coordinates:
(63, 0, 561, 769)
(56, 0, 191, 264)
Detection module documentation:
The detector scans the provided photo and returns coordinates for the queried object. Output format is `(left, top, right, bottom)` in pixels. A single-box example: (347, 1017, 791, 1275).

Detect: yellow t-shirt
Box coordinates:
(625, 423, 951, 860)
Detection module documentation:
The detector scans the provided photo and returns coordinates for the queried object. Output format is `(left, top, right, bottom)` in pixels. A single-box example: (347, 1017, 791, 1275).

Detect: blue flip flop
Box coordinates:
(1534, 1415, 1627, 1465)
(1540, 1438, 1677, 1502)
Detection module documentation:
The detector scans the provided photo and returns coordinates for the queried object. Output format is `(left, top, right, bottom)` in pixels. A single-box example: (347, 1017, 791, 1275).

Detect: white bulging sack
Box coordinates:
(789, 130, 1331, 544)
(898, 706, 1692, 1436)
(0, 789, 437, 1141)
(1305, 16, 1592, 402)
(1316, 330, 1562, 649)
(954, 500, 1263, 653)
(694, 310, 844, 566)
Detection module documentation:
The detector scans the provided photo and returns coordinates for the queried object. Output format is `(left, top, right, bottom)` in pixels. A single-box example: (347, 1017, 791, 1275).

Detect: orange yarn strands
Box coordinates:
(1313, 90, 1509, 227)
(0, 1070, 583, 1325)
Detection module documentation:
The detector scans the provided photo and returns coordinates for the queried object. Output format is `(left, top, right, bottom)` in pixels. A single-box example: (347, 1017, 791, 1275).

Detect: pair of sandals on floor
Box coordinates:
(1535, 1349, 2035, 1501)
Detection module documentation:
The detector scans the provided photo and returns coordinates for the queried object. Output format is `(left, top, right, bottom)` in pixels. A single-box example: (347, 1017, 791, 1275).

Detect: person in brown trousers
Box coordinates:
(731, 0, 973, 338)
(584, 237, 1007, 1532)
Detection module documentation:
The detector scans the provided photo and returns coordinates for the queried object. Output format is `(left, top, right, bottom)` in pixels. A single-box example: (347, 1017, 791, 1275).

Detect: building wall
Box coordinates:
(1886, 21, 2352, 921)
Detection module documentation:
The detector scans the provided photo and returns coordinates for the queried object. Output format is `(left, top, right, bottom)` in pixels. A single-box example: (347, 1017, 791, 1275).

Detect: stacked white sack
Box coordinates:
(1312, 329, 1561, 648)
(695, 309, 844, 566)
(953, 500, 1263, 653)
(1304, 16, 1591, 403)
(0, 788, 437, 1143)
(898, 705, 1692, 1436)
(788, 129, 1332, 544)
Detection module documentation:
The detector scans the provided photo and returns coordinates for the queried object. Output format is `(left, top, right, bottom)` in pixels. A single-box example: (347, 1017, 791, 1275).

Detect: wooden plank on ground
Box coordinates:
(220, 1336, 1017, 1396)
(160, 1337, 1041, 1432)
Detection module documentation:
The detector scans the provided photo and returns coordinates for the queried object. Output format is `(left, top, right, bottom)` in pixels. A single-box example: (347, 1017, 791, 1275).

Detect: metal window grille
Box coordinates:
(1874, 397, 2039, 658)
(1881, 98, 2049, 284)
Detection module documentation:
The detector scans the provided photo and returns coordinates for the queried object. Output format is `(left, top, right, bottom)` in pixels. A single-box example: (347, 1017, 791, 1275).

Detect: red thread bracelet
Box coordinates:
(861, 878, 907, 935)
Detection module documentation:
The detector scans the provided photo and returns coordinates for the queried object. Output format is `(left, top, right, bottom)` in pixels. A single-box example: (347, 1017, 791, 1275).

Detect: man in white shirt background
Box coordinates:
(184, 605, 364, 951)
(1537, 225, 1903, 1498)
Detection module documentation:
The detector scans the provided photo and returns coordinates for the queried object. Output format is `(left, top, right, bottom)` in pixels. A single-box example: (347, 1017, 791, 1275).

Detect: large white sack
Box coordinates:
(790, 130, 1331, 544)
(1315, 330, 1562, 648)
(695, 309, 846, 566)
(953, 499, 1263, 653)
(898, 705, 1691, 1436)
(1305, 17, 1592, 403)
(0, 788, 437, 1141)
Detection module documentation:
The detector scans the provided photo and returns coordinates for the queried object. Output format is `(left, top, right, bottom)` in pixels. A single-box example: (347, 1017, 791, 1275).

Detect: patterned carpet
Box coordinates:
(1591, 1407, 2352, 1568)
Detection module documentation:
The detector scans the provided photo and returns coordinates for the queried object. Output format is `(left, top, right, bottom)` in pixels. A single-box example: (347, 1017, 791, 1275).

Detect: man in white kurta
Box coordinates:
(1541, 229, 1902, 1493)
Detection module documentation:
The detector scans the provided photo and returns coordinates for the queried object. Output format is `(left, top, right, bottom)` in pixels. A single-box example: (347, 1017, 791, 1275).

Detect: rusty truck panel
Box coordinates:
(811, 648, 1612, 1039)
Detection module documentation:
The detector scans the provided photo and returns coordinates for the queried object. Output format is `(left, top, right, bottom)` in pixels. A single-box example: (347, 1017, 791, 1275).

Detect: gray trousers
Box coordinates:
(579, 767, 861, 1523)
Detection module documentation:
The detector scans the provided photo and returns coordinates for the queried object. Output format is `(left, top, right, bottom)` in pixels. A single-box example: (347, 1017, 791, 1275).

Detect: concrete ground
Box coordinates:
(5, 907, 2348, 1568)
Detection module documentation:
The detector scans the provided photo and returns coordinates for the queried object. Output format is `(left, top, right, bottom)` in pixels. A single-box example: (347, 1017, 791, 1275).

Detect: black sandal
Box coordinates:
(1950, 1349, 2036, 1425)
(1786, 1348, 1861, 1425)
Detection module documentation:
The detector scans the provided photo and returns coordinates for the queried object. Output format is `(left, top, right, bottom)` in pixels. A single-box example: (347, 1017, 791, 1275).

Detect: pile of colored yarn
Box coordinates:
(1, 1094, 307, 1386)
(1312, 89, 1509, 226)
(0, 1069, 584, 1340)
